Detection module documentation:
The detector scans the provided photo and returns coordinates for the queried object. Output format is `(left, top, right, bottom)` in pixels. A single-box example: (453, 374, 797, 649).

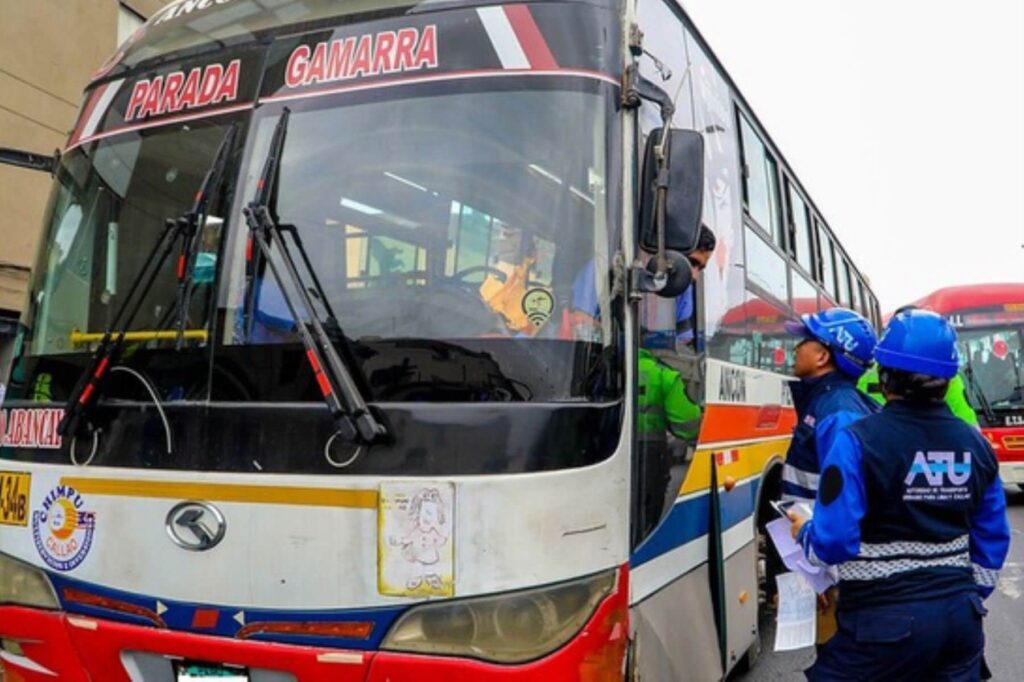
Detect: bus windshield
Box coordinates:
(23, 117, 240, 358)
(15, 83, 622, 406)
(960, 327, 1024, 409)
(221, 84, 621, 402)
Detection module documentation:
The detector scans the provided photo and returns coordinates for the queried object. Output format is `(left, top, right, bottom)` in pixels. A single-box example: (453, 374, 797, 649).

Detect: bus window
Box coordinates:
(791, 269, 819, 312)
(738, 113, 782, 245)
(744, 225, 788, 303)
(960, 329, 1023, 406)
(788, 184, 814, 276)
(817, 222, 837, 299)
(850, 270, 862, 313)
(837, 258, 852, 306)
(747, 290, 796, 373)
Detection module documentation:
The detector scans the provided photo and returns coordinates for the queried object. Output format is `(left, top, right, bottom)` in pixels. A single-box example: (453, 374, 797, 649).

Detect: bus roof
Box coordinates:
(909, 283, 1024, 315)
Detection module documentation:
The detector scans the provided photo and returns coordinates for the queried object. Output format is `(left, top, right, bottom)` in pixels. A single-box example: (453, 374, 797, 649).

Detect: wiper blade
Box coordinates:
(241, 108, 386, 445)
(58, 125, 240, 442)
(58, 209, 183, 440)
(172, 123, 238, 349)
(963, 359, 997, 425)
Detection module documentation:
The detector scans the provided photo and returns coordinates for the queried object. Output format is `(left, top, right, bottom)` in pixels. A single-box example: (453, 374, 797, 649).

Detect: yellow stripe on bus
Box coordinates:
(58, 478, 378, 509)
(679, 437, 790, 496)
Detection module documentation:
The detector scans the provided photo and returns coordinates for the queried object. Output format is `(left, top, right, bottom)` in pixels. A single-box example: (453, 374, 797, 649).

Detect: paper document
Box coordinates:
(774, 572, 817, 651)
(766, 516, 835, 594)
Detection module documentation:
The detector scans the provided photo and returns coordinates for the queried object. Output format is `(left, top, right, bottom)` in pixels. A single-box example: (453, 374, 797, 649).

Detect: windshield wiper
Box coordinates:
(172, 123, 238, 349)
(241, 107, 386, 445)
(963, 358, 997, 425)
(58, 125, 240, 443)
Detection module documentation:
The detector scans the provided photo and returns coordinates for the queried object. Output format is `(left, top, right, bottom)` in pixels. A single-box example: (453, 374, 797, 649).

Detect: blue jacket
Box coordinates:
(783, 371, 879, 506)
(800, 401, 1010, 608)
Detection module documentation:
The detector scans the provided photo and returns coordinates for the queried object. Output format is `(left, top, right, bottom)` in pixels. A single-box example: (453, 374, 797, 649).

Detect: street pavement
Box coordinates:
(737, 485, 1024, 681)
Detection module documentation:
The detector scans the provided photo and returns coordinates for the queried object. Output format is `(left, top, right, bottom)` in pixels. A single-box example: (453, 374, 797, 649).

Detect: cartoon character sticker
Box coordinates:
(31, 485, 96, 571)
(378, 482, 454, 597)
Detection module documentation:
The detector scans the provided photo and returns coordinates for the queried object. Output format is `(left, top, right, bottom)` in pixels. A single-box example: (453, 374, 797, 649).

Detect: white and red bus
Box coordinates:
(911, 283, 1024, 490)
(0, 1, 878, 679)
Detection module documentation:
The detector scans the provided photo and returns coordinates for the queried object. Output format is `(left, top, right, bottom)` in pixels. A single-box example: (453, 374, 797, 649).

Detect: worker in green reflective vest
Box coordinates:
(858, 360, 978, 426)
(858, 305, 979, 427)
(638, 348, 702, 441)
(638, 348, 702, 534)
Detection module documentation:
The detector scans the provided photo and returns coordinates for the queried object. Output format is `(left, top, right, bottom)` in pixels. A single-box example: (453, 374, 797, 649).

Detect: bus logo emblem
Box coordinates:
(166, 501, 226, 551)
(31, 485, 96, 571)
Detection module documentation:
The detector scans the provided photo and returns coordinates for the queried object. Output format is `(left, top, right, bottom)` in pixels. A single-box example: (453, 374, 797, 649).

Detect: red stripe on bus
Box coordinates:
(503, 4, 559, 70)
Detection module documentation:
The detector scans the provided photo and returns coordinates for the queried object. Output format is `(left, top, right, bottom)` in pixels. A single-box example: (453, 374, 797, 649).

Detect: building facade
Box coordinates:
(0, 0, 174, 382)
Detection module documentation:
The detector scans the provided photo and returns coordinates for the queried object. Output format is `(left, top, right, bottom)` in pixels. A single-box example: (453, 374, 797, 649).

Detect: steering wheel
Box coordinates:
(452, 265, 507, 284)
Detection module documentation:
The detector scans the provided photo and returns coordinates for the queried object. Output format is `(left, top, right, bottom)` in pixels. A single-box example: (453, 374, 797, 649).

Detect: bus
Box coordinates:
(0, 0, 878, 679)
(910, 283, 1024, 491)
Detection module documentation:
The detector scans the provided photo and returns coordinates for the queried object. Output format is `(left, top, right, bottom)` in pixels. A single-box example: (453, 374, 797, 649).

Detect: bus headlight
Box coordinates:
(381, 569, 616, 663)
(0, 553, 59, 609)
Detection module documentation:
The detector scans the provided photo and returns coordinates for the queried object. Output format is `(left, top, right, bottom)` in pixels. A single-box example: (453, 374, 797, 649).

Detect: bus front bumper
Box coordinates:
(0, 570, 628, 681)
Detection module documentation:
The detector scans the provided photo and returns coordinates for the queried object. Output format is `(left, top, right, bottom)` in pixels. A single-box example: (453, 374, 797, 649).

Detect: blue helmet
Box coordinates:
(784, 307, 877, 379)
(874, 309, 959, 379)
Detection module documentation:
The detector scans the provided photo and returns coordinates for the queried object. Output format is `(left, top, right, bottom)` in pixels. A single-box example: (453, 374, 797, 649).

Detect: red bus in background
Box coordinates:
(911, 283, 1024, 490)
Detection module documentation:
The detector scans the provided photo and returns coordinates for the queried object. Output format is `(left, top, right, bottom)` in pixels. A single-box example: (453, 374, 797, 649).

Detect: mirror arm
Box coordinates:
(0, 147, 60, 175)
(622, 64, 675, 124)
(625, 65, 678, 297)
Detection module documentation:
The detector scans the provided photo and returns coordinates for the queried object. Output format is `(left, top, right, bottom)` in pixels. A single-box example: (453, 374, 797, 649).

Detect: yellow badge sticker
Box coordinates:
(0, 471, 31, 527)
(522, 288, 555, 328)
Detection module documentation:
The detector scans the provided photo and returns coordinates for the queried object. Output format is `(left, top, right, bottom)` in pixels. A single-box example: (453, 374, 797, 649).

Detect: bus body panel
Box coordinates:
(630, 563, 723, 681)
(0, 443, 628, 619)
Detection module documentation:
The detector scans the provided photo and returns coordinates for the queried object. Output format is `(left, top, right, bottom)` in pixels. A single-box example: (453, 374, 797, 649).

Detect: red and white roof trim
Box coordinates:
(68, 79, 125, 148)
(477, 4, 558, 70)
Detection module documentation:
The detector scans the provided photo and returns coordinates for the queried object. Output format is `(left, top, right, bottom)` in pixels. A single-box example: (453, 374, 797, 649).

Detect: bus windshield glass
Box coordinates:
(22, 117, 240, 359)
(959, 327, 1024, 409)
(223, 83, 622, 402)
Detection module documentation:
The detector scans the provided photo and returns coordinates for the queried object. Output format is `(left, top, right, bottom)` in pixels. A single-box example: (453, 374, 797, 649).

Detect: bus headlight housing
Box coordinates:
(381, 569, 616, 663)
(0, 553, 59, 609)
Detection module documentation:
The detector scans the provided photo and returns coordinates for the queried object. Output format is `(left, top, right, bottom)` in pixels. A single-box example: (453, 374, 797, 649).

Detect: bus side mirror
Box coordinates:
(638, 128, 704, 253)
(0, 147, 60, 175)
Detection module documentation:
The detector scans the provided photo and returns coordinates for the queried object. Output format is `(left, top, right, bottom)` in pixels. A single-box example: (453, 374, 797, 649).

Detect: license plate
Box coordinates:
(175, 662, 249, 681)
(0, 471, 30, 527)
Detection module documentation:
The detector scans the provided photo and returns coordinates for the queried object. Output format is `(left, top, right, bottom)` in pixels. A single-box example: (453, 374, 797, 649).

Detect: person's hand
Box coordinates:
(817, 591, 831, 611)
(787, 509, 808, 539)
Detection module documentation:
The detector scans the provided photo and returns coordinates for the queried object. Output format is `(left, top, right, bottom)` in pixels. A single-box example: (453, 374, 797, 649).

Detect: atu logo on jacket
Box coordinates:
(904, 451, 972, 501)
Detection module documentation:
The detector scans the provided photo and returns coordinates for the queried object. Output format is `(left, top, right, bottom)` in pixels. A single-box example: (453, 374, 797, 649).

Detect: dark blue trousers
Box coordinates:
(807, 591, 986, 681)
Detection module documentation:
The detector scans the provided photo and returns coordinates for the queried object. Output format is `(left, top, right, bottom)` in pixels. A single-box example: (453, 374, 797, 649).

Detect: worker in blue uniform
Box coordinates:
(791, 309, 1011, 681)
(782, 308, 880, 509)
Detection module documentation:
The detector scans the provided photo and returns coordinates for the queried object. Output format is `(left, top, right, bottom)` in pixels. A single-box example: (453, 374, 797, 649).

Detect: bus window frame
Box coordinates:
(784, 177, 815, 279)
(736, 107, 784, 248)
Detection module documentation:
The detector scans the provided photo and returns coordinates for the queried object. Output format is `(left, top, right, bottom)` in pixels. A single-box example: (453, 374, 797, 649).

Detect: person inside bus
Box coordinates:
(857, 305, 979, 427)
(566, 225, 718, 348)
(478, 222, 552, 336)
(789, 310, 1009, 681)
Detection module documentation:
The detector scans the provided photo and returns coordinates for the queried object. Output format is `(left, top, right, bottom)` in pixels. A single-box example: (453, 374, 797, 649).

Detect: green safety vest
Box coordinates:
(637, 349, 702, 440)
(857, 366, 979, 426)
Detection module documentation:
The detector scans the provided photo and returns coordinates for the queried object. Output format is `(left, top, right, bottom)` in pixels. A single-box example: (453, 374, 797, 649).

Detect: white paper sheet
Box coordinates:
(774, 572, 818, 651)
(766, 516, 836, 594)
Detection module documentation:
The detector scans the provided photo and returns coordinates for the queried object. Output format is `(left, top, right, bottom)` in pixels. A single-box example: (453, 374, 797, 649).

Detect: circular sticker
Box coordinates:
(32, 485, 96, 571)
(522, 288, 555, 328)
